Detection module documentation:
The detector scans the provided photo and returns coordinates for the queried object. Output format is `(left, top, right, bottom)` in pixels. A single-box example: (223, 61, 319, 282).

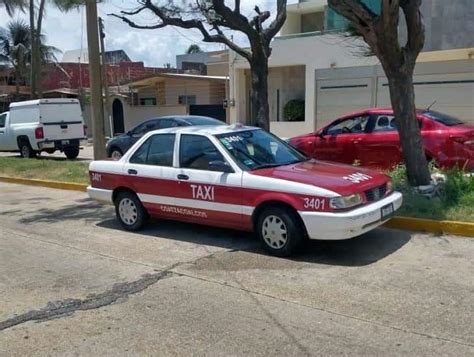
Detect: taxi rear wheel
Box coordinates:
(256, 206, 304, 257)
(114, 191, 147, 231)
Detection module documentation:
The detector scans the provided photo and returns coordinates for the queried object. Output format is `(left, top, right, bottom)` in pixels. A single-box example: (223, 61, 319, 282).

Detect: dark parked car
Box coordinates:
(106, 115, 225, 159)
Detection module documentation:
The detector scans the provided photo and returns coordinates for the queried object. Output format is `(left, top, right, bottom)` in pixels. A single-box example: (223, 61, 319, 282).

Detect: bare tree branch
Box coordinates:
(264, 0, 287, 44)
(400, 0, 425, 60)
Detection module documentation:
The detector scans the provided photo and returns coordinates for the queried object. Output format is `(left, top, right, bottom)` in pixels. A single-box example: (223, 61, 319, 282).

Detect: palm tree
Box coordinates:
(0, 20, 30, 98)
(1, 0, 25, 16)
(0, 20, 60, 98)
(186, 44, 203, 54)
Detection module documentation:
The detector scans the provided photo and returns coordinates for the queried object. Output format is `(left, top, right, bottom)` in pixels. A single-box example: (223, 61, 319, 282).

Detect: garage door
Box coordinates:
(316, 78, 373, 128)
(376, 72, 474, 124)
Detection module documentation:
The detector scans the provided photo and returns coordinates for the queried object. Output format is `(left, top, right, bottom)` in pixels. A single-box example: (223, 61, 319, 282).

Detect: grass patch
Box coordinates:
(0, 157, 89, 184)
(389, 165, 474, 222)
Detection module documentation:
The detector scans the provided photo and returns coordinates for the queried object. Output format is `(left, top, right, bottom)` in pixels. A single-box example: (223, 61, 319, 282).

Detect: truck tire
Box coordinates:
(18, 139, 36, 158)
(256, 206, 305, 257)
(64, 147, 80, 160)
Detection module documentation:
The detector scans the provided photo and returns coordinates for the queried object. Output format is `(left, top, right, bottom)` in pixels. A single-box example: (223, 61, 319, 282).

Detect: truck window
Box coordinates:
(0, 114, 6, 128)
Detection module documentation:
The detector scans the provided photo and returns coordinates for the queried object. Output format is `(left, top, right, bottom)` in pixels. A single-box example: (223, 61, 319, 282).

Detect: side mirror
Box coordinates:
(126, 131, 133, 136)
(317, 130, 326, 139)
(209, 160, 233, 173)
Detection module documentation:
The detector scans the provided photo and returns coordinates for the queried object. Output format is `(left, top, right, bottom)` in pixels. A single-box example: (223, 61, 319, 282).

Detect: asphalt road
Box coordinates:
(0, 182, 473, 356)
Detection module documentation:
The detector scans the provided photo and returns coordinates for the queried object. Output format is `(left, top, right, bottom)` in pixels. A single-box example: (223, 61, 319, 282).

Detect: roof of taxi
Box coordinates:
(148, 124, 259, 136)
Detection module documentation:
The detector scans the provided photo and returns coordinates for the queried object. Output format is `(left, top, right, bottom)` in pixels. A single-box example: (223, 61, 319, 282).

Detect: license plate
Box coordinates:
(381, 203, 394, 220)
(62, 140, 69, 145)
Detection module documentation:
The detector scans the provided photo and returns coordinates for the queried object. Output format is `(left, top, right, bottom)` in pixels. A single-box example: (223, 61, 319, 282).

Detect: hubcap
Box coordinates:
(111, 150, 122, 160)
(21, 145, 29, 157)
(119, 198, 138, 225)
(262, 215, 288, 249)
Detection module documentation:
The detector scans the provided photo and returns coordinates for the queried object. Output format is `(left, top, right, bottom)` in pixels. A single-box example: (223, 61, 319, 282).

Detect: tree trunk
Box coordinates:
(387, 71, 431, 186)
(249, 58, 269, 131)
(35, 0, 46, 98)
(29, 0, 37, 99)
(14, 67, 20, 100)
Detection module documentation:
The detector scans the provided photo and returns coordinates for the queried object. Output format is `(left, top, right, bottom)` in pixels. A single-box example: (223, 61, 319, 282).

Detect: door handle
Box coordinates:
(352, 138, 363, 144)
(177, 174, 189, 180)
(128, 169, 138, 175)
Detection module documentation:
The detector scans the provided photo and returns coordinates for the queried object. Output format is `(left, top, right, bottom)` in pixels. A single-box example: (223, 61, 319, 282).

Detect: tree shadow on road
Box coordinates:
(16, 199, 113, 225)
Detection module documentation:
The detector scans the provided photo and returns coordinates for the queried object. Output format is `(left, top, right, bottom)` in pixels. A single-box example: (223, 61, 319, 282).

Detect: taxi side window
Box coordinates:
(180, 134, 225, 171)
(130, 134, 175, 166)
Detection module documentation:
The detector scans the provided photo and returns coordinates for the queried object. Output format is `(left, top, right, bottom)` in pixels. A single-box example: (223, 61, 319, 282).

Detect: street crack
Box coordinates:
(0, 271, 172, 331)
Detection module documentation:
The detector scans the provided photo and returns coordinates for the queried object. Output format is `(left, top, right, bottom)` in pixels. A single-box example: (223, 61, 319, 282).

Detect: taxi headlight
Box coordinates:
(330, 193, 363, 210)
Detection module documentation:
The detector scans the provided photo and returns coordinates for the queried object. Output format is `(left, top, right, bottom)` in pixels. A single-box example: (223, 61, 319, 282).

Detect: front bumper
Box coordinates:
(299, 192, 403, 240)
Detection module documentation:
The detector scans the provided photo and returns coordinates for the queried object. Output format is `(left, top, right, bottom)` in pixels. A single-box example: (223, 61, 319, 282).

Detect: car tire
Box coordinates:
(256, 206, 305, 257)
(110, 148, 123, 160)
(114, 191, 148, 231)
(18, 139, 36, 158)
(64, 147, 80, 160)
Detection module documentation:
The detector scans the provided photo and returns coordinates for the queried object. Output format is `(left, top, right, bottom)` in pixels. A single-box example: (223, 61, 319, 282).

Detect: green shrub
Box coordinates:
(388, 165, 474, 222)
(283, 99, 305, 122)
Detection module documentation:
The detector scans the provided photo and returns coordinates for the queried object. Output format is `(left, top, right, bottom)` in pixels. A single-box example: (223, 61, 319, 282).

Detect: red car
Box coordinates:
(88, 125, 402, 257)
(289, 109, 474, 171)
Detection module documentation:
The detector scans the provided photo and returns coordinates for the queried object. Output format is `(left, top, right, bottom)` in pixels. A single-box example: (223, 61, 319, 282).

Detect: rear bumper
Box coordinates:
(299, 192, 403, 241)
(37, 138, 85, 151)
(87, 186, 113, 204)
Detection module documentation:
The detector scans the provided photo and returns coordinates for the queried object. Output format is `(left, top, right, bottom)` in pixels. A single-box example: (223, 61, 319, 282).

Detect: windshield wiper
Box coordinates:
(250, 163, 283, 170)
(250, 159, 309, 171)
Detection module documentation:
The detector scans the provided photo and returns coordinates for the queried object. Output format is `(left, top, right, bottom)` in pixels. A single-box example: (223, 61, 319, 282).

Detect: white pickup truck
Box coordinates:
(0, 98, 87, 159)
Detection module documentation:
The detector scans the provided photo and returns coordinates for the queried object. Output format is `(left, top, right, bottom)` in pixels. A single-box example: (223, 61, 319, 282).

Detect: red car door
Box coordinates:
(314, 115, 370, 165)
(358, 114, 402, 169)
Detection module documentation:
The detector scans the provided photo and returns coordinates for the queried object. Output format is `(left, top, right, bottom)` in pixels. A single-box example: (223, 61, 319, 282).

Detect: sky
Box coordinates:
(0, 0, 296, 67)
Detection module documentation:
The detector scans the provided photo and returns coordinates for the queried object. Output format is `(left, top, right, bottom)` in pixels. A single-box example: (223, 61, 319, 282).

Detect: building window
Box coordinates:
(301, 12, 325, 33)
(139, 97, 157, 106)
(326, 0, 381, 31)
(178, 95, 197, 105)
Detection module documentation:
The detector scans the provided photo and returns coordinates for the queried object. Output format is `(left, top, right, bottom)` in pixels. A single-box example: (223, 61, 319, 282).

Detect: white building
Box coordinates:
(228, 0, 474, 138)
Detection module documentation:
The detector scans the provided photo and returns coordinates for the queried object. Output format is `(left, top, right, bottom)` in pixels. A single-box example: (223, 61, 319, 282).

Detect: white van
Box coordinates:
(0, 98, 86, 159)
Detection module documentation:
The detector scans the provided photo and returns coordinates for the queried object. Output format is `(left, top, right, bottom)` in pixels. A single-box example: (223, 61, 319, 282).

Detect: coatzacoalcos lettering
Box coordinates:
(191, 184, 215, 201)
(160, 205, 207, 218)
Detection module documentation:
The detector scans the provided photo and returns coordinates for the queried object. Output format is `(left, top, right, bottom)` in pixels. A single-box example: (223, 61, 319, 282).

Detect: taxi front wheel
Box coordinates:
(115, 191, 148, 231)
(256, 206, 305, 257)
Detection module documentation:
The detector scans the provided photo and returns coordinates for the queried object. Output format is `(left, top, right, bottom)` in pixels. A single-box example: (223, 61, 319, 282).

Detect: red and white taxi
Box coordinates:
(88, 125, 403, 256)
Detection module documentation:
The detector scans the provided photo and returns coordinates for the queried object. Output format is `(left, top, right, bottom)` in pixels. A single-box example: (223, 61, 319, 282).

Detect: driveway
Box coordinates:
(0, 182, 473, 356)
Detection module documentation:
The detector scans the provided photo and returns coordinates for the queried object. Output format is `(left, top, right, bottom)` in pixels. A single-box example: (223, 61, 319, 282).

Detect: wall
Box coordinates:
(161, 78, 225, 106)
(400, 0, 474, 52)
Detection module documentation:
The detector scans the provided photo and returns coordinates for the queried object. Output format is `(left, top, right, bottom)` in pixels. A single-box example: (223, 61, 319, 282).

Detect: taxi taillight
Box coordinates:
(35, 127, 44, 139)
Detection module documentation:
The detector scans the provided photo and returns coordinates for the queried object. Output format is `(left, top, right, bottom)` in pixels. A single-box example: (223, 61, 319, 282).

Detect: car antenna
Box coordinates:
(426, 100, 437, 111)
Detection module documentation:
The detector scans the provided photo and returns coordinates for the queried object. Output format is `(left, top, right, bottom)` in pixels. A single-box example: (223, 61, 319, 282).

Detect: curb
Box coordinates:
(1, 175, 472, 238)
(0, 176, 87, 192)
(385, 216, 474, 238)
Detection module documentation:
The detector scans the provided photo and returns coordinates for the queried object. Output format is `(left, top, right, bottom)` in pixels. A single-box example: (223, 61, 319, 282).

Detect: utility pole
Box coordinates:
(99, 17, 112, 138)
(85, 0, 106, 160)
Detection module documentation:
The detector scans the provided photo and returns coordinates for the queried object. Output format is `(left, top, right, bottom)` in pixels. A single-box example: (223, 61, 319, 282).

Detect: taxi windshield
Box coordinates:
(216, 129, 308, 170)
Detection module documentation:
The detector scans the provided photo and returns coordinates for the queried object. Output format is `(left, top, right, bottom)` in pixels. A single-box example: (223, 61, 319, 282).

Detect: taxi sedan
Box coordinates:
(87, 125, 403, 257)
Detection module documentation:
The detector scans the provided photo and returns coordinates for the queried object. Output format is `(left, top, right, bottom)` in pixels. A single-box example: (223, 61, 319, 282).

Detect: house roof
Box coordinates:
(129, 73, 228, 88)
